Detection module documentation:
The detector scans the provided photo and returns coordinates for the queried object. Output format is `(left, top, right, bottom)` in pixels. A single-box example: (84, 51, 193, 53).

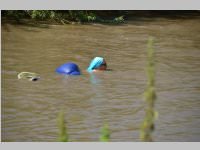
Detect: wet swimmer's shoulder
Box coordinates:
(87, 56, 111, 73)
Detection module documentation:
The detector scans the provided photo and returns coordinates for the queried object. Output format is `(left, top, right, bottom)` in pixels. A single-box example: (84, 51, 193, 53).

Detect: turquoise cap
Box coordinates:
(87, 57, 104, 73)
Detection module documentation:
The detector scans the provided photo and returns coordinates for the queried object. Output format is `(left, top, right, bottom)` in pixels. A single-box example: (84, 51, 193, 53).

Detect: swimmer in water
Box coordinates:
(87, 57, 107, 73)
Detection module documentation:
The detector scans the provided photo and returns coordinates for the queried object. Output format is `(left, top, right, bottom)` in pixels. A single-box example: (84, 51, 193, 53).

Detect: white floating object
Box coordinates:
(17, 72, 40, 81)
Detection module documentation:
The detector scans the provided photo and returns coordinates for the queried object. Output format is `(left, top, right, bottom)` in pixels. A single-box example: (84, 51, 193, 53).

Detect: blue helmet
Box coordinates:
(55, 62, 81, 75)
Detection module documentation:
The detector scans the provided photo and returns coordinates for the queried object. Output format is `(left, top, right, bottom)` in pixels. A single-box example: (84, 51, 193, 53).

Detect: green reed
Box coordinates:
(140, 38, 157, 142)
(57, 111, 69, 142)
(57, 110, 111, 142)
(100, 124, 110, 142)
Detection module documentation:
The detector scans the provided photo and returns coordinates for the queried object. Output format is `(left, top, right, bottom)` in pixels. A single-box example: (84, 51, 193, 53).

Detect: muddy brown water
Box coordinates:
(2, 17, 200, 141)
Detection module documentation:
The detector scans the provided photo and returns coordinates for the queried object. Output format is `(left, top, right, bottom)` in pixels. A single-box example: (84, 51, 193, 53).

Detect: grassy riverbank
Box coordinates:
(1, 10, 125, 24)
(2, 10, 200, 25)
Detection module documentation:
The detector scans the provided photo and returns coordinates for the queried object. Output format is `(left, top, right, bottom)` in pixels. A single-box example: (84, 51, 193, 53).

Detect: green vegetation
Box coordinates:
(99, 124, 110, 142)
(2, 10, 199, 25)
(57, 111, 69, 142)
(2, 10, 125, 24)
(57, 111, 111, 142)
(140, 38, 157, 142)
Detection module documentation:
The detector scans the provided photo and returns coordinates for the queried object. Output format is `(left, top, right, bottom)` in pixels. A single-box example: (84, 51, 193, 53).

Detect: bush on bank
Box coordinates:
(2, 10, 125, 24)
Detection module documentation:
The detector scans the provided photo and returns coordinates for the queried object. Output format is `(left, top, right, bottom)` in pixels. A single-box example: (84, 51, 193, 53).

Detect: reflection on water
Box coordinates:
(2, 17, 200, 141)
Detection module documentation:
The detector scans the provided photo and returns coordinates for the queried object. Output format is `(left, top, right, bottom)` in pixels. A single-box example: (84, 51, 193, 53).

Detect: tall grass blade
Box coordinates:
(57, 111, 69, 142)
(100, 124, 110, 142)
(140, 38, 157, 142)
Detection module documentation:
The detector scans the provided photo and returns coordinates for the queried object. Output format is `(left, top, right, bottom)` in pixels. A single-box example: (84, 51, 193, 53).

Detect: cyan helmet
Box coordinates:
(87, 57, 104, 73)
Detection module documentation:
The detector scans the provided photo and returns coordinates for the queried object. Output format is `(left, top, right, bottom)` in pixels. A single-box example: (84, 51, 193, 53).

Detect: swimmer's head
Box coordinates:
(87, 57, 107, 72)
(96, 60, 107, 71)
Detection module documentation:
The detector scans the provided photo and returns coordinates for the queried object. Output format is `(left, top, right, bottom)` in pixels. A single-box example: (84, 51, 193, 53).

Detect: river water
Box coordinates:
(2, 17, 200, 142)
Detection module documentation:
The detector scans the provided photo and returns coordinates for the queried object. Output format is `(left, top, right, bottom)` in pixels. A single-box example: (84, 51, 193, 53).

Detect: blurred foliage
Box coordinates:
(140, 38, 157, 142)
(57, 111, 69, 142)
(57, 111, 111, 142)
(1, 10, 127, 24)
(100, 124, 110, 142)
(2, 10, 199, 24)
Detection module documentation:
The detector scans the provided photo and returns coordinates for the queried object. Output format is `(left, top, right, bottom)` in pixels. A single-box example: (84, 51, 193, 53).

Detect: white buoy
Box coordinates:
(17, 72, 40, 81)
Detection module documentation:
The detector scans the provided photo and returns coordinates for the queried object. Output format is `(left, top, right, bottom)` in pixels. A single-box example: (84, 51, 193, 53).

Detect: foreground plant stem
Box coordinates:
(100, 124, 110, 142)
(57, 111, 69, 142)
(140, 38, 157, 142)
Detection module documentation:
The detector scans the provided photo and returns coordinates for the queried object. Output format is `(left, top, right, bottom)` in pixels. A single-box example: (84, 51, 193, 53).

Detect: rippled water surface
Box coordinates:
(2, 17, 200, 141)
